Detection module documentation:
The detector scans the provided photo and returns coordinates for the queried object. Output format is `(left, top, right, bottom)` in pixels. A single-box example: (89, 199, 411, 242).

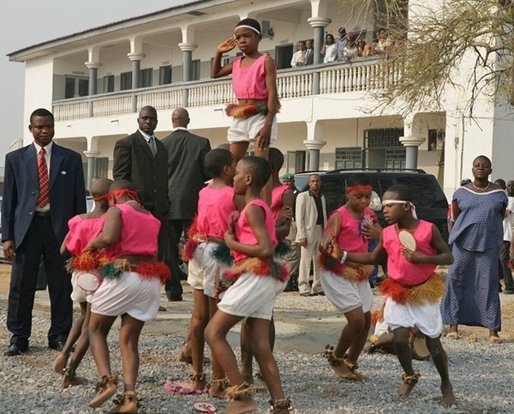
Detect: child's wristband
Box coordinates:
(340, 251, 348, 264)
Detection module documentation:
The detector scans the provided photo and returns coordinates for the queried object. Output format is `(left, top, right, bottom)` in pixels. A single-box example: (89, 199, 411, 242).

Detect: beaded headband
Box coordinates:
(381, 199, 417, 218)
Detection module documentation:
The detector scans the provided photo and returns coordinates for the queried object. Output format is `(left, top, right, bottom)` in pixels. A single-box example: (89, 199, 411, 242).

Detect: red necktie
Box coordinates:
(37, 148, 49, 208)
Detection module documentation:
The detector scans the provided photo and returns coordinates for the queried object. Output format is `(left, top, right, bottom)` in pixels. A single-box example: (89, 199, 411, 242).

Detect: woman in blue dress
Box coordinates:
(441, 155, 507, 343)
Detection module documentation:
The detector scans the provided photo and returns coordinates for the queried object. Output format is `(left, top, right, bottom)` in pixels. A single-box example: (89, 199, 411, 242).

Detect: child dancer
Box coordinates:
(205, 157, 291, 414)
(166, 148, 236, 397)
(53, 177, 112, 388)
(86, 180, 169, 412)
(212, 18, 280, 161)
(318, 174, 381, 381)
(336, 185, 456, 406)
(240, 147, 294, 383)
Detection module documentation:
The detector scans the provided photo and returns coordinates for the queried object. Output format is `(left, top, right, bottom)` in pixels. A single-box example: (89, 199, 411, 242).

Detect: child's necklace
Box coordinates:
(471, 181, 491, 192)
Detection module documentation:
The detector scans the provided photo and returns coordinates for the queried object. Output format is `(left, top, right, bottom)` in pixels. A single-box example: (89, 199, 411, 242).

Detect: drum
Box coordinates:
(410, 331, 430, 361)
(76, 271, 102, 293)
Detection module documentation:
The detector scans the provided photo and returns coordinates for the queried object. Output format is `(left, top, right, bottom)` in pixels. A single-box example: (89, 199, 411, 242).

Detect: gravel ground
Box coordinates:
(1, 286, 514, 414)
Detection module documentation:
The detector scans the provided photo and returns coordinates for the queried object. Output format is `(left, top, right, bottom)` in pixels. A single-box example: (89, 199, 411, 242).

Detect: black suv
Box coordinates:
(294, 169, 449, 241)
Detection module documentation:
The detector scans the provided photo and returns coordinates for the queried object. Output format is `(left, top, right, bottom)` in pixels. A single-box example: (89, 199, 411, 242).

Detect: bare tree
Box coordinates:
(343, 0, 514, 115)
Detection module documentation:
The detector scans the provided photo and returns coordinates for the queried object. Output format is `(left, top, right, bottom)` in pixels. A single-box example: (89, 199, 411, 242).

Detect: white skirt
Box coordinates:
(91, 271, 161, 322)
(384, 297, 443, 338)
(70, 271, 92, 304)
(218, 272, 285, 320)
(187, 242, 228, 299)
(320, 269, 374, 314)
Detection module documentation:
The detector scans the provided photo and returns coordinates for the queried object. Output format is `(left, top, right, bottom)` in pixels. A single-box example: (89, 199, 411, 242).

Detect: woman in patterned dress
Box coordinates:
(441, 156, 507, 343)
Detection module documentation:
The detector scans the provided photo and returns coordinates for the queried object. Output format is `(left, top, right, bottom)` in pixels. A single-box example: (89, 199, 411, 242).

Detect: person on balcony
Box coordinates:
(211, 17, 280, 162)
(305, 39, 314, 65)
(322, 33, 338, 63)
(336, 27, 347, 62)
(290, 41, 307, 67)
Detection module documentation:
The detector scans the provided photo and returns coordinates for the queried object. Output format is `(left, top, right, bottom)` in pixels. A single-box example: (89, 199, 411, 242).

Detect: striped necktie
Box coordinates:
(37, 148, 49, 207)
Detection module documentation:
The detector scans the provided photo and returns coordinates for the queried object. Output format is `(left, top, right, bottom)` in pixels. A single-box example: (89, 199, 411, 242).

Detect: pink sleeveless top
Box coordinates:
(233, 199, 277, 263)
(271, 184, 290, 220)
(334, 206, 376, 253)
(232, 55, 272, 100)
(382, 220, 437, 285)
(104, 203, 160, 259)
(65, 215, 106, 256)
(197, 185, 236, 239)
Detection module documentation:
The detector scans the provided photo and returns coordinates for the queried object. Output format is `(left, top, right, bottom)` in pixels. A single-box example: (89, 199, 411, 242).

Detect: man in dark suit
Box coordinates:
(2, 108, 86, 356)
(161, 108, 211, 301)
(112, 105, 169, 275)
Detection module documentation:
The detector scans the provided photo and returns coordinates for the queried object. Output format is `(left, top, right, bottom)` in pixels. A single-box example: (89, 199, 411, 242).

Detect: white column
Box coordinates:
(307, 16, 331, 95)
(400, 114, 426, 169)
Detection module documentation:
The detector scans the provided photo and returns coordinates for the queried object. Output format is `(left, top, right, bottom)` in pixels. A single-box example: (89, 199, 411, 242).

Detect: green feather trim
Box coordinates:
(211, 243, 233, 266)
(100, 263, 123, 280)
(274, 240, 291, 257)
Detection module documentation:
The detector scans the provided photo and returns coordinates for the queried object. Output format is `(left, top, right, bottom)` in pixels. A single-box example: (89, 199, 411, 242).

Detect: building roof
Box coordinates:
(8, 0, 232, 62)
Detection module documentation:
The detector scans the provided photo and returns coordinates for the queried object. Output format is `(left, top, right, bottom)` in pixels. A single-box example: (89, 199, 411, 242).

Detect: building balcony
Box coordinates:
(52, 58, 399, 122)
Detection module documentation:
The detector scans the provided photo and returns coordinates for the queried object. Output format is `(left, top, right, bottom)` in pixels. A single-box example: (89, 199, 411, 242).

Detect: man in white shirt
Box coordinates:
(290, 41, 307, 67)
(496, 179, 514, 293)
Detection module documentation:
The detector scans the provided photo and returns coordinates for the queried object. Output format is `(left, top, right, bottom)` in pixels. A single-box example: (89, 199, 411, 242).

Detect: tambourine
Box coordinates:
(76, 271, 102, 293)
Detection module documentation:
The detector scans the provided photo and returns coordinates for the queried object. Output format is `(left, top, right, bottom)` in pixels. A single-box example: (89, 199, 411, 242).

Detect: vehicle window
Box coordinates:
(395, 176, 447, 208)
(378, 176, 395, 198)
(321, 176, 346, 214)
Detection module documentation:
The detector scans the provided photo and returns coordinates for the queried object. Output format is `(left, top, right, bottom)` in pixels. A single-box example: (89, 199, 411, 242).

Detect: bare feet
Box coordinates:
(221, 398, 257, 414)
(53, 352, 69, 374)
(445, 332, 459, 340)
(397, 373, 420, 400)
(441, 382, 456, 407)
(62, 369, 84, 388)
(176, 343, 192, 364)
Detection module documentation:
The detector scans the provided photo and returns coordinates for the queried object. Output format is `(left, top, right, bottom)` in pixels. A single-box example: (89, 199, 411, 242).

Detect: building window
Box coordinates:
(103, 75, 115, 93)
(335, 147, 363, 169)
(275, 44, 294, 69)
(385, 148, 407, 168)
(286, 150, 306, 173)
(78, 79, 89, 97)
(428, 129, 445, 151)
(191, 59, 201, 81)
(159, 65, 172, 85)
(140, 68, 153, 88)
(120, 71, 132, 90)
(65, 77, 76, 99)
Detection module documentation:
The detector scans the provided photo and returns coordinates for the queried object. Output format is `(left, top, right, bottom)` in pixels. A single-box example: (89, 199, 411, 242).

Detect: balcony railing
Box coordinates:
(53, 58, 398, 122)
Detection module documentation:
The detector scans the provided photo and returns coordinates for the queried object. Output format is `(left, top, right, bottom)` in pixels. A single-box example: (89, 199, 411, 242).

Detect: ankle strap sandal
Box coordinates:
(269, 397, 294, 413)
(89, 374, 118, 408)
(323, 344, 344, 366)
(190, 372, 206, 382)
(111, 391, 139, 413)
(225, 381, 254, 401)
(401, 372, 421, 385)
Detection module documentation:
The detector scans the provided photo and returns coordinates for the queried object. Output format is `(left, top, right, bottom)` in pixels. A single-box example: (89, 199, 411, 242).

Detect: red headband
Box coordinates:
(109, 189, 139, 201)
(93, 194, 110, 202)
(346, 185, 373, 193)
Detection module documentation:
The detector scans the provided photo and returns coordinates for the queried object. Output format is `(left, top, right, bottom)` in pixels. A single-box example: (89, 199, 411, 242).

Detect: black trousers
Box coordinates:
(7, 215, 72, 347)
(164, 219, 192, 298)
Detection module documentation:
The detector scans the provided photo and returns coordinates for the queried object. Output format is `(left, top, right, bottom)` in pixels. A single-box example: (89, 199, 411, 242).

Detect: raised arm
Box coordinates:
(402, 224, 453, 266)
(211, 37, 236, 78)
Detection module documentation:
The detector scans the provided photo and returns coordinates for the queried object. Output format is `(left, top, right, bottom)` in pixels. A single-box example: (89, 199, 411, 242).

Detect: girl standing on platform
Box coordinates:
(211, 18, 280, 161)
(340, 185, 456, 406)
(318, 174, 381, 381)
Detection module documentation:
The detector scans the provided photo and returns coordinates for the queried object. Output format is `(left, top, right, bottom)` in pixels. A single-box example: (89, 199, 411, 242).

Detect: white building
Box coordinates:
(8, 0, 514, 196)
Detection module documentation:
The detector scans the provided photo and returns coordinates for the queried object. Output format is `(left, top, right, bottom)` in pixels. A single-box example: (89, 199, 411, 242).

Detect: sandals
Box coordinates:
(269, 398, 294, 413)
(109, 391, 139, 413)
(402, 372, 420, 385)
(446, 332, 459, 340)
(209, 378, 229, 399)
(489, 335, 503, 344)
(89, 374, 118, 408)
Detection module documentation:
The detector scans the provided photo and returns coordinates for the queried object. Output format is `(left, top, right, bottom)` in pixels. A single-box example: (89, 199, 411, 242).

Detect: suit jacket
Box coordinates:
(305, 48, 314, 65)
(113, 131, 169, 219)
(295, 190, 327, 243)
(1, 143, 86, 248)
(161, 129, 211, 220)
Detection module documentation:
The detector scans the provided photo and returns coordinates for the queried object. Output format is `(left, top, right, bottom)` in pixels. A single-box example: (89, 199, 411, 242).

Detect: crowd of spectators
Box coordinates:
(290, 27, 393, 68)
